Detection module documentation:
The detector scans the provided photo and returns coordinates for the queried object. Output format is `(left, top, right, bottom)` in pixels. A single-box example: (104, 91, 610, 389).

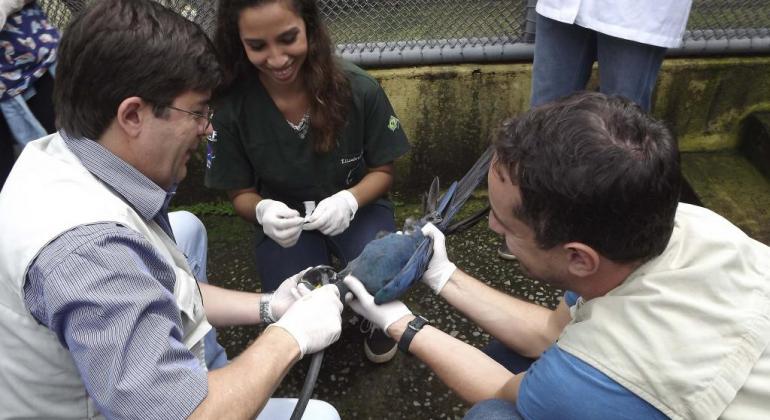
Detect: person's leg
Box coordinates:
(531, 14, 597, 107)
(256, 398, 340, 420)
(482, 339, 536, 374)
(254, 230, 331, 292)
(0, 94, 48, 147)
(327, 202, 396, 265)
(168, 210, 229, 370)
(464, 399, 522, 420)
(169, 211, 209, 279)
(327, 202, 398, 363)
(596, 33, 667, 112)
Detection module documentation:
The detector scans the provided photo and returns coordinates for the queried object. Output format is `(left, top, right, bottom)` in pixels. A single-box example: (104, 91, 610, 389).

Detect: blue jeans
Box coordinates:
(254, 202, 396, 292)
(0, 64, 56, 147)
(531, 14, 666, 111)
(464, 399, 522, 420)
(169, 210, 229, 370)
(482, 339, 536, 374)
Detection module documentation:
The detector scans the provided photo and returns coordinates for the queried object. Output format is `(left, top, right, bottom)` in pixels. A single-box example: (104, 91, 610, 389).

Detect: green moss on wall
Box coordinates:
(654, 57, 770, 151)
(681, 151, 770, 243)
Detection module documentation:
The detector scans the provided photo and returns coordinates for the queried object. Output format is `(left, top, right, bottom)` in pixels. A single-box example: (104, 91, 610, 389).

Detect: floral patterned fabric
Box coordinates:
(0, 2, 59, 101)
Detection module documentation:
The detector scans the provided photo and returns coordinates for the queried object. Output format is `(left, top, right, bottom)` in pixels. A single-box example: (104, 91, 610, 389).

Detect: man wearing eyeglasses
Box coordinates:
(0, 0, 344, 419)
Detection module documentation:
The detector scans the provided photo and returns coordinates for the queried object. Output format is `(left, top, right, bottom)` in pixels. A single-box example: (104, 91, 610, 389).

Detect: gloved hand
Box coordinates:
(256, 199, 304, 248)
(420, 223, 457, 294)
(267, 284, 343, 358)
(262, 267, 312, 322)
(343, 275, 412, 337)
(303, 190, 358, 236)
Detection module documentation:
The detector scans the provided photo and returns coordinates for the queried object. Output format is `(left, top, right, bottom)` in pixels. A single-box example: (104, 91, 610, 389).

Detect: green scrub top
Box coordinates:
(205, 60, 410, 237)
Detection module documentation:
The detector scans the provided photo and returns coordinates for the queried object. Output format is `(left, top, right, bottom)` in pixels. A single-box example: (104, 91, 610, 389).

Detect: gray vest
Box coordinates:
(0, 134, 210, 418)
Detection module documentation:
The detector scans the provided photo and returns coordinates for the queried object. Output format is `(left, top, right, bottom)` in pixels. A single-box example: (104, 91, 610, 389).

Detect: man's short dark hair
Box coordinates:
(493, 92, 682, 263)
(54, 0, 222, 139)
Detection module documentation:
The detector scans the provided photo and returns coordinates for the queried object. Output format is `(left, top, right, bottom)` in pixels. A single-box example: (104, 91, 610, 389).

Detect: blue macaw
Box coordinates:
(293, 146, 493, 420)
(336, 146, 493, 304)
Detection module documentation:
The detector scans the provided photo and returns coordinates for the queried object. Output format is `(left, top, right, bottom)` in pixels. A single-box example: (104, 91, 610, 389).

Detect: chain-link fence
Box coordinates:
(38, 0, 770, 66)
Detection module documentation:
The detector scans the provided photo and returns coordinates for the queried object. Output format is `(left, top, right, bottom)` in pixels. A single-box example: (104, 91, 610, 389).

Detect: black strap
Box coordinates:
(398, 315, 430, 354)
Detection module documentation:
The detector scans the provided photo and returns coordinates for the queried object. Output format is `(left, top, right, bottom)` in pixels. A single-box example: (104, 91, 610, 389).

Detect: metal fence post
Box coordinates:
(523, 0, 537, 44)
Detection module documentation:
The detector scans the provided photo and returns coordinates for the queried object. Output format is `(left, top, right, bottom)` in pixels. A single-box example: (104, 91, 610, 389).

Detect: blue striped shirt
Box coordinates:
(23, 133, 207, 419)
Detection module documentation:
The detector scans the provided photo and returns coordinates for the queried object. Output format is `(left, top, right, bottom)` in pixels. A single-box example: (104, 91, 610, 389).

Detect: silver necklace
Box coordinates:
(287, 112, 311, 139)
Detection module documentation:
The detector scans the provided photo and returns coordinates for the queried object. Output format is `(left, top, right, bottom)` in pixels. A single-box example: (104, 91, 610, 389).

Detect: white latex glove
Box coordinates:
(343, 275, 412, 337)
(420, 223, 457, 294)
(302, 190, 358, 236)
(256, 199, 304, 248)
(265, 267, 312, 321)
(266, 284, 343, 358)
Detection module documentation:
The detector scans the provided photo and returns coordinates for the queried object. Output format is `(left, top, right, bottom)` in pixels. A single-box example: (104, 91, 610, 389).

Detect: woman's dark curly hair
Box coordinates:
(215, 0, 351, 153)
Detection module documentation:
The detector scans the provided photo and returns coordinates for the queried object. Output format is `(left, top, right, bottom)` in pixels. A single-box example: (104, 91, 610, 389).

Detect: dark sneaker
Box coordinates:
(361, 320, 397, 363)
(497, 241, 517, 261)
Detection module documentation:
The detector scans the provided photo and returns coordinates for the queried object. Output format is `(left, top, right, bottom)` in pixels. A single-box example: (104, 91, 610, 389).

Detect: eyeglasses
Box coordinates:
(166, 105, 214, 131)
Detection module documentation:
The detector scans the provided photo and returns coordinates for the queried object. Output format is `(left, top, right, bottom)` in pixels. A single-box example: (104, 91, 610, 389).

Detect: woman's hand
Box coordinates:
(256, 199, 304, 247)
(303, 190, 358, 236)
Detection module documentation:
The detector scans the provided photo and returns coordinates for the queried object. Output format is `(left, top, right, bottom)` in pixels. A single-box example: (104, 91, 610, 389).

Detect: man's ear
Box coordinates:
(115, 97, 147, 138)
(563, 242, 600, 277)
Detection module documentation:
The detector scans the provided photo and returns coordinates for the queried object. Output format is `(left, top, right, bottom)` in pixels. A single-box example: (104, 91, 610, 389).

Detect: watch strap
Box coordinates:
(398, 315, 430, 354)
(260, 293, 275, 324)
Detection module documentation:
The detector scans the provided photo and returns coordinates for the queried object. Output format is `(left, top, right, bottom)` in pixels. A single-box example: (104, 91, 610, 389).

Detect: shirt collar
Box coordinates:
(61, 131, 172, 221)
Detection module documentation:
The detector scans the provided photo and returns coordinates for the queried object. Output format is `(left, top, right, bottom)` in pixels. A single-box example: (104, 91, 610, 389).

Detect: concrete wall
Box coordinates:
(655, 57, 770, 152)
(372, 56, 770, 194)
(373, 64, 531, 195)
(178, 56, 770, 203)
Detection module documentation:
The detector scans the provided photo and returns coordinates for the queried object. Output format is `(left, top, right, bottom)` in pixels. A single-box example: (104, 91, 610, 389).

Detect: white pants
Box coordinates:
(257, 398, 340, 420)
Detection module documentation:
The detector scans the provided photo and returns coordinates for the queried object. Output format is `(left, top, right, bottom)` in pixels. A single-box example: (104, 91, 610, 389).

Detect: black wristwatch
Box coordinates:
(398, 315, 430, 354)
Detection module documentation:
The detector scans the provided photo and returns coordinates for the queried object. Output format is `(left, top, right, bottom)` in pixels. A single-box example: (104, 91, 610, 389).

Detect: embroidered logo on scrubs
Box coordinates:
(387, 115, 400, 132)
(206, 130, 217, 168)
